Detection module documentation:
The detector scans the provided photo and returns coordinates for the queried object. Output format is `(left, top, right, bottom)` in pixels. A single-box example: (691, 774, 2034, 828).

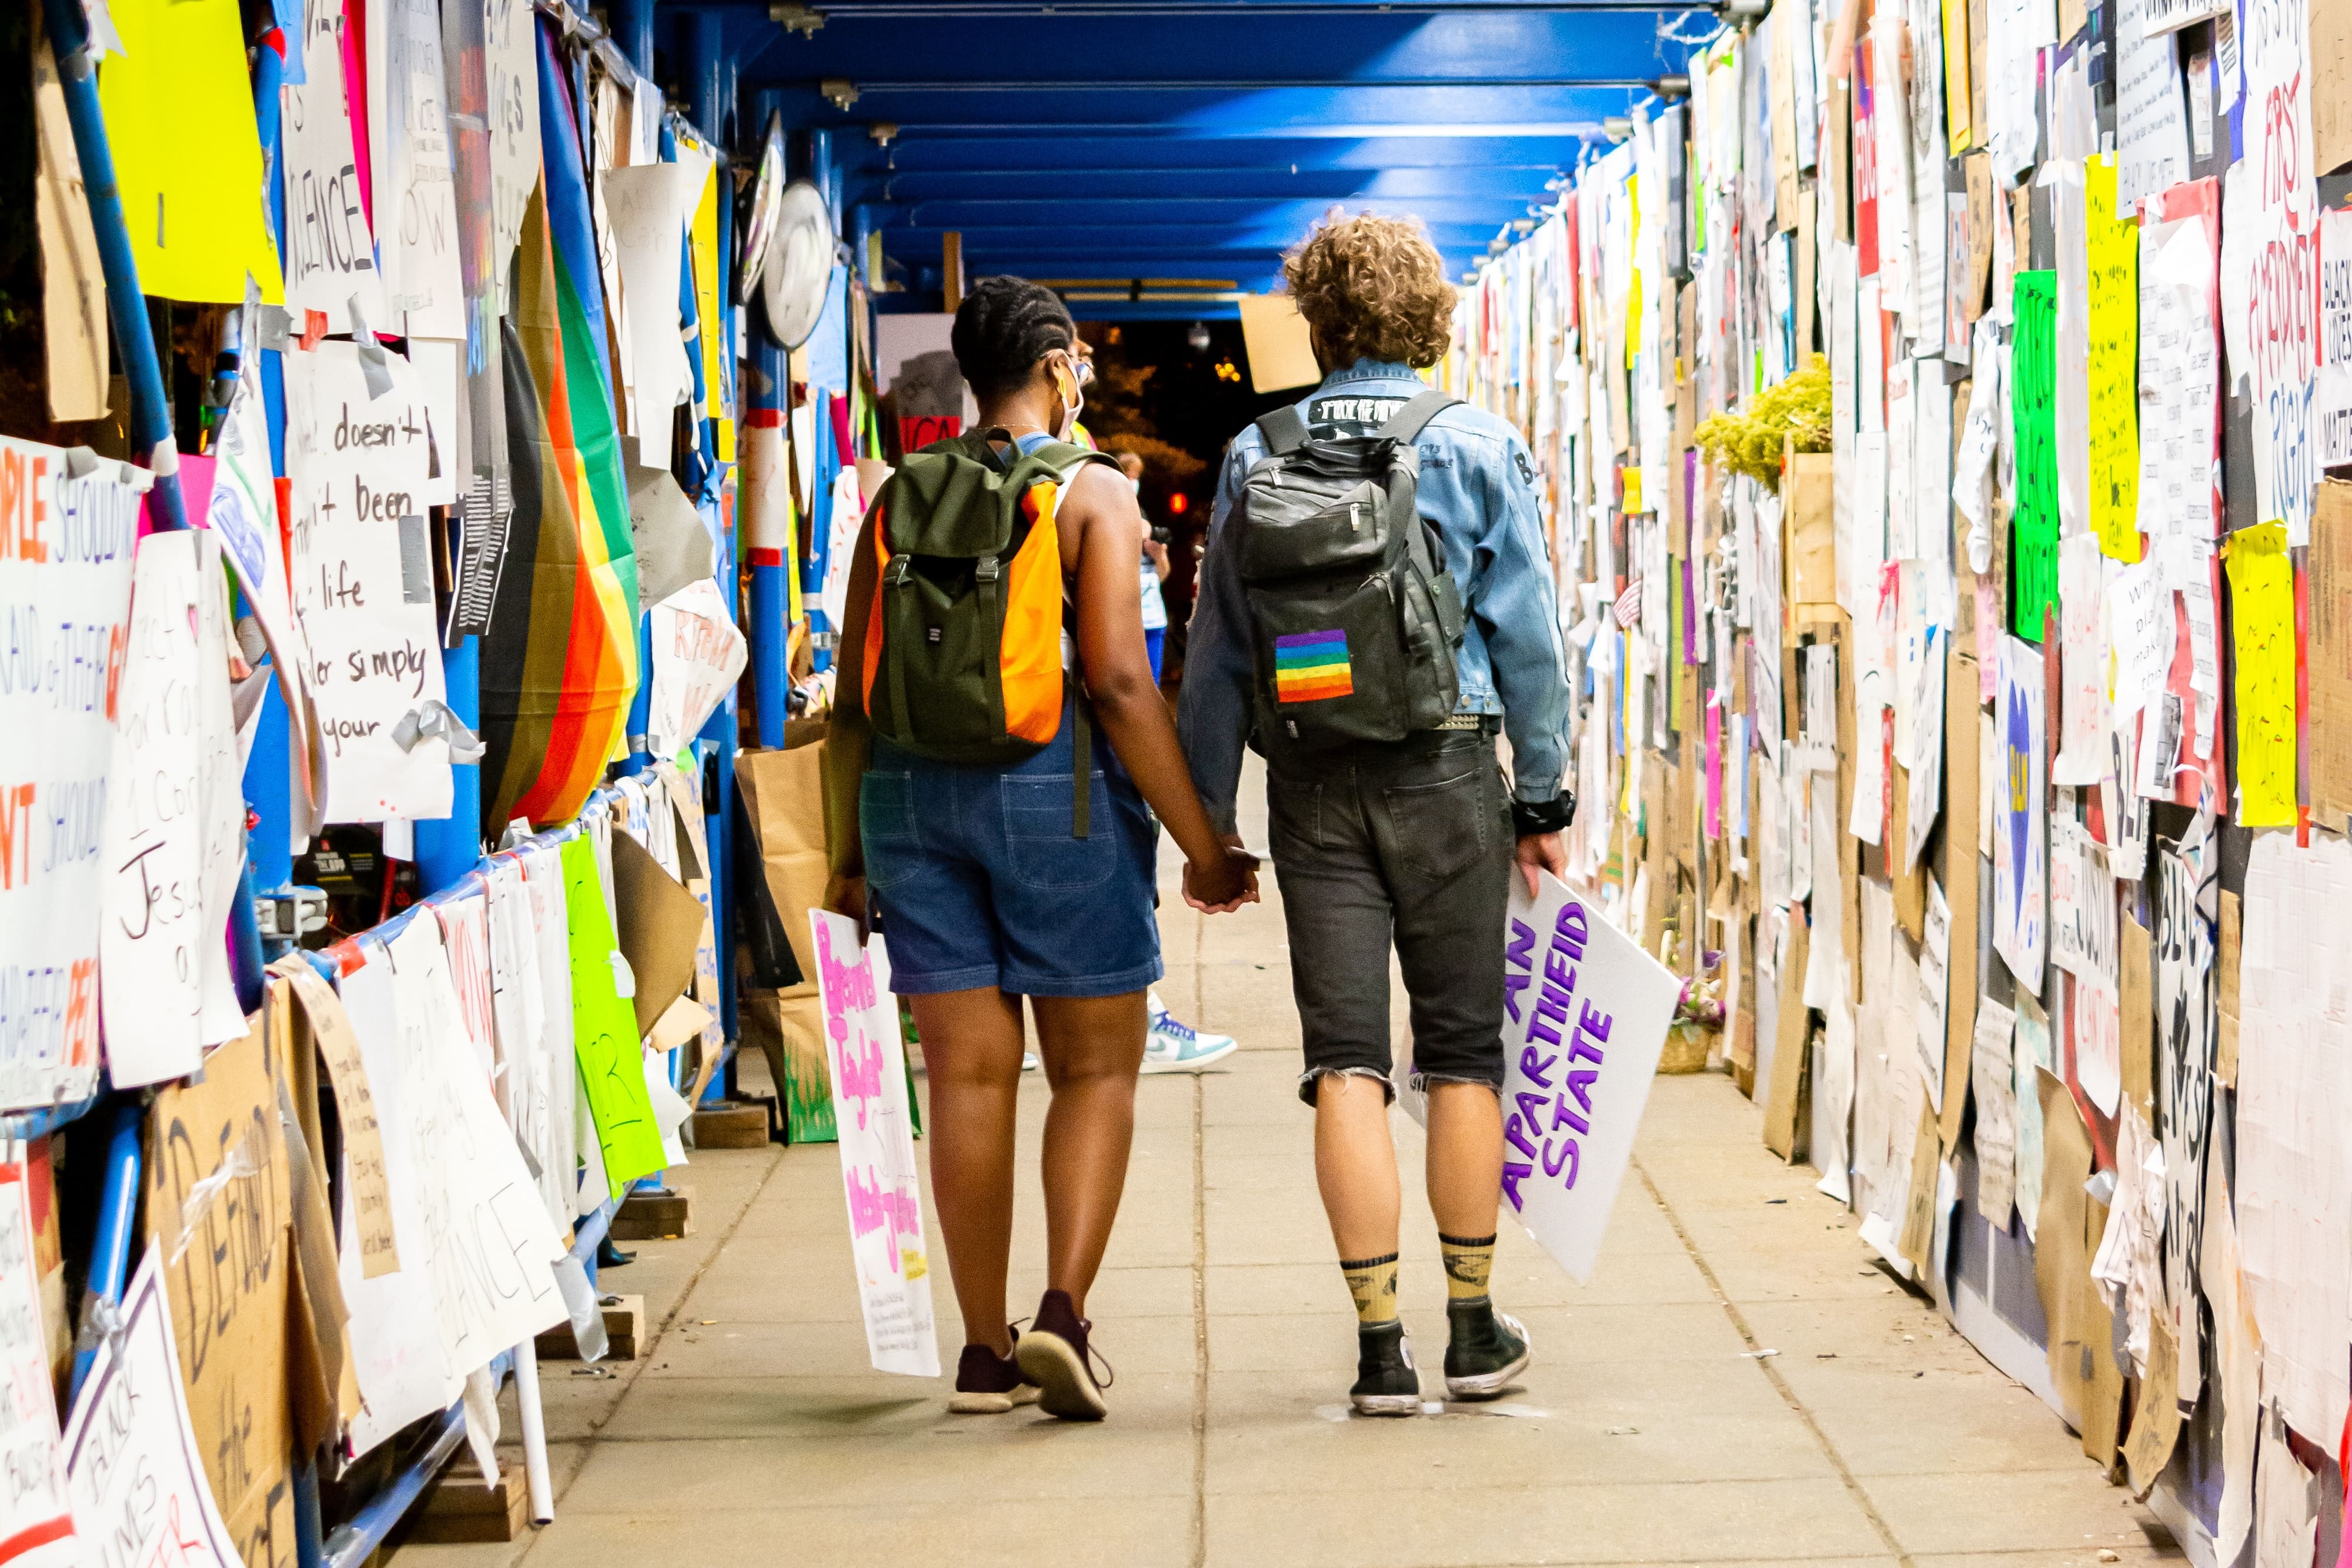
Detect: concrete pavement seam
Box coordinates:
(1633, 1155, 1919, 1568)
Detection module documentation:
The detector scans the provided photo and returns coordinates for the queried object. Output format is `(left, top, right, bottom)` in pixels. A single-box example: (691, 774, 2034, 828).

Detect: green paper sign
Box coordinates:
(2010, 270, 2059, 642)
(563, 834, 667, 1188)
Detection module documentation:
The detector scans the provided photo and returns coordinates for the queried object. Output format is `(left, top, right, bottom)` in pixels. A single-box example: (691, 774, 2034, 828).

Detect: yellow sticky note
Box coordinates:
(690, 161, 734, 464)
(1943, 0, 1974, 154)
(2086, 157, 2140, 564)
(98, 0, 283, 305)
(2226, 521, 2297, 827)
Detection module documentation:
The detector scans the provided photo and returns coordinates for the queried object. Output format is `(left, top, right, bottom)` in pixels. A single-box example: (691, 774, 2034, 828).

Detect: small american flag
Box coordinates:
(1613, 579, 1642, 627)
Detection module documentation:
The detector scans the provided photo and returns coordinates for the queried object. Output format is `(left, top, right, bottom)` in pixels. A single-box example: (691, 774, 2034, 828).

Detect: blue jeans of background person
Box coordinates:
(1144, 627, 1166, 684)
(862, 693, 1164, 998)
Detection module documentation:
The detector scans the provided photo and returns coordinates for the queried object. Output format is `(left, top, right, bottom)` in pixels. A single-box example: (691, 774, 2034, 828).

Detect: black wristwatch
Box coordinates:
(1511, 791, 1576, 838)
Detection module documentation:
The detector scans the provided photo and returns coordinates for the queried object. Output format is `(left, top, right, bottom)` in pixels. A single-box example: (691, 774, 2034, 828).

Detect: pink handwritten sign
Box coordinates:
(810, 911, 940, 1378)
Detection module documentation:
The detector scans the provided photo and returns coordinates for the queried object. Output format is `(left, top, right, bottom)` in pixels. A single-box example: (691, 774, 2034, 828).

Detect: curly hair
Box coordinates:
(951, 276, 1075, 397)
(1281, 210, 1458, 372)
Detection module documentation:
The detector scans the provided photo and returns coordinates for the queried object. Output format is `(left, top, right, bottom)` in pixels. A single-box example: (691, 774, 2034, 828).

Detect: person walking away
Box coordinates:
(1177, 211, 1575, 1415)
(824, 278, 1258, 1421)
(1114, 450, 1241, 1075)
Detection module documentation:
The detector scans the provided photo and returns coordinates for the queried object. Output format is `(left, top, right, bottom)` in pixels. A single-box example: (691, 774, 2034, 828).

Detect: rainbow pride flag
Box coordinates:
(1274, 630, 1354, 703)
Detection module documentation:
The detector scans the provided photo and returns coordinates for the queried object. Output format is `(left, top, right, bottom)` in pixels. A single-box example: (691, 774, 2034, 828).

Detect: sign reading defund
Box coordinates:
(1499, 872, 1682, 1283)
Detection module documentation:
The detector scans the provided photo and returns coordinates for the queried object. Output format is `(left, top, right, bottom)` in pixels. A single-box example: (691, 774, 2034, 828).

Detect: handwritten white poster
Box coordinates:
(0, 1155, 74, 1568)
(603, 163, 705, 467)
(809, 911, 938, 1378)
(485, 0, 540, 312)
(0, 441, 142, 1112)
(646, 580, 746, 757)
(62, 1253, 239, 1568)
(286, 340, 453, 823)
(279, 0, 383, 320)
(2115, 0, 2193, 209)
(98, 529, 248, 1088)
(1995, 636, 2049, 994)
(369, 0, 465, 338)
(2318, 208, 2352, 467)
(1495, 871, 1683, 1283)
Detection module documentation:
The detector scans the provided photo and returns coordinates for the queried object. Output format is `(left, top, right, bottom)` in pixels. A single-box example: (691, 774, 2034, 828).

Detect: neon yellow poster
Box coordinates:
(2225, 523, 2296, 827)
(563, 834, 669, 1186)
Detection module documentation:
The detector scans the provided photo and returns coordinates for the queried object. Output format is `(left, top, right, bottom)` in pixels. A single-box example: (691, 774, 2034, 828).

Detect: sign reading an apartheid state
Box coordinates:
(1498, 871, 1683, 1283)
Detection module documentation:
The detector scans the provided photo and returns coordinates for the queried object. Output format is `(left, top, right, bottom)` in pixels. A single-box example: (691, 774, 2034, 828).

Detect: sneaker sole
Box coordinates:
(948, 1385, 1040, 1415)
(1444, 1346, 1531, 1400)
(1348, 1392, 1424, 1417)
(1014, 1330, 1106, 1421)
(1140, 1038, 1240, 1074)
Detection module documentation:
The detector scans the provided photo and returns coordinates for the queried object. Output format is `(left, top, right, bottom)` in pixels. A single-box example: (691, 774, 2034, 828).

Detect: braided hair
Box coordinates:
(951, 276, 1074, 397)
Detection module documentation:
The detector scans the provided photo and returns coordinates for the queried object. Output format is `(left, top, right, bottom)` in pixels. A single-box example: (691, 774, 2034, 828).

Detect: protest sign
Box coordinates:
(1994, 637, 2049, 992)
(809, 913, 939, 1378)
(271, 959, 400, 1279)
(563, 835, 668, 1188)
(0, 1150, 75, 1568)
(285, 340, 453, 824)
(145, 1007, 296, 1568)
(63, 1253, 241, 1568)
(99, 529, 249, 1087)
(646, 581, 748, 757)
(278, 0, 383, 320)
(0, 439, 142, 1114)
(1496, 871, 1683, 1284)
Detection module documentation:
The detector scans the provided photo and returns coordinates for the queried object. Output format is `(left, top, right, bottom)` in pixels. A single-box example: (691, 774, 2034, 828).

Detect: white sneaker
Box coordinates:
(1141, 991, 1238, 1074)
(1022, 1051, 1040, 1072)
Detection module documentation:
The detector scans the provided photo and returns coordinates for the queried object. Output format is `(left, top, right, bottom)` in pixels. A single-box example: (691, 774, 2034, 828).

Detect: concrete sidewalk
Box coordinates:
(401, 780, 2184, 1568)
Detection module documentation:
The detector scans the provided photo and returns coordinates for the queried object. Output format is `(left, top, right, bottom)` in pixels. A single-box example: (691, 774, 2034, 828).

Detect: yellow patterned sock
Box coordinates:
(1439, 1232, 1496, 1302)
(1339, 1253, 1399, 1326)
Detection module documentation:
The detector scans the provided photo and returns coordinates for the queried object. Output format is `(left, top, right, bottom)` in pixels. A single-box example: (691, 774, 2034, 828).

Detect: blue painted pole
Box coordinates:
(413, 636, 480, 894)
(248, 21, 296, 952)
(610, 0, 655, 78)
(40, 0, 189, 531)
(797, 129, 837, 677)
(706, 54, 743, 1051)
(68, 1104, 145, 1403)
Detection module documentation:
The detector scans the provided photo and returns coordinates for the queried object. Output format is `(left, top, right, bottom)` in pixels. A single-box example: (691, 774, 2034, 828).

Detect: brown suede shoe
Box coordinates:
(1014, 1289, 1110, 1421)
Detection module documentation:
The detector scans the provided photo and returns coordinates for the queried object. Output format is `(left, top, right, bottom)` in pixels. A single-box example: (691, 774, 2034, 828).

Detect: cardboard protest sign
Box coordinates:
(99, 529, 250, 1086)
(144, 1007, 296, 1568)
(562, 835, 669, 1187)
(1496, 871, 1683, 1283)
(285, 340, 453, 824)
(63, 1253, 242, 1568)
(0, 439, 143, 1113)
(610, 830, 707, 1040)
(809, 912, 939, 1377)
(0, 1151, 76, 1568)
(270, 959, 399, 1279)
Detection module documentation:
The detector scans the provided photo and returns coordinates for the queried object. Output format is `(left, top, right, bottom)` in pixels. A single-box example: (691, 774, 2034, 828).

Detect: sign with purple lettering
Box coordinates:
(1994, 636, 2049, 993)
(810, 912, 938, 1378)
(1498, 871, 1682, 1283)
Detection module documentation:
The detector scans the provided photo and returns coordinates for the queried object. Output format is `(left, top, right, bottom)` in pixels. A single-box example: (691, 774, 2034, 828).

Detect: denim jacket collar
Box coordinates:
(1319, 359, 1422, 387)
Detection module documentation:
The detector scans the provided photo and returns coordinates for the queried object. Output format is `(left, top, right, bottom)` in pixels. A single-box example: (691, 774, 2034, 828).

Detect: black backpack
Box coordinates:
(1232, 389, 1467, 751)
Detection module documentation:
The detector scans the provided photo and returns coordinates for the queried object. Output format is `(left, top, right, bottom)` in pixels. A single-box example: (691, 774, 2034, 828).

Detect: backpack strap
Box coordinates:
(1254, 403, 1309, 456)
(1376, 389, 1459, 444)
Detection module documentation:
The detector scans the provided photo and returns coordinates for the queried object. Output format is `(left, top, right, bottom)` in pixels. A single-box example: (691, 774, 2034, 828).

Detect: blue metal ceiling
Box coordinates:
(671, 1, 1710, 312)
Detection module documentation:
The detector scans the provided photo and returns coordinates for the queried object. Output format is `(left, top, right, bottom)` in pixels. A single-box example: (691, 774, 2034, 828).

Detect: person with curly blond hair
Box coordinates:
(1178, 210, 1573, 1415)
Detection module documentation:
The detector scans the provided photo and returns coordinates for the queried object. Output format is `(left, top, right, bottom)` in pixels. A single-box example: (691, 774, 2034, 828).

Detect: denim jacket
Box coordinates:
(1178, 360, 1571, 833)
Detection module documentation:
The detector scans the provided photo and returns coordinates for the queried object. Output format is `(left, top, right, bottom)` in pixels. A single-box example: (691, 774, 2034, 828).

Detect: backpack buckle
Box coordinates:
(884, 556, 913, 587)
(975, 553, 1001, 584)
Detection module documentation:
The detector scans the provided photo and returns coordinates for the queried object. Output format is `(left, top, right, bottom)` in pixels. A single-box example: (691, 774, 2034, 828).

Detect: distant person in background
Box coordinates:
(1117, 448, 1238, 1075)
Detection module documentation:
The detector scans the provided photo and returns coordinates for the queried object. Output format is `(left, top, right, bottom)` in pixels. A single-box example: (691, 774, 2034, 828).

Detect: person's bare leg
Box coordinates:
(1424, 1082, 1504, 1239)
(913, 987, 1027, 1357)
(1029, 991, 1148, 1315)
(1313, 1074, 1401, 1262)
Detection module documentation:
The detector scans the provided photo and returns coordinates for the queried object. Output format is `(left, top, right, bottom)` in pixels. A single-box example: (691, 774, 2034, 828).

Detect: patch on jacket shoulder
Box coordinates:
(1514, 449, 1535, 486)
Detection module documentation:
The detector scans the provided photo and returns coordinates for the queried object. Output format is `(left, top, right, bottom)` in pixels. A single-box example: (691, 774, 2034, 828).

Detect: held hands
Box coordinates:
(1515, 830, 1567, 900)
(821, 872, 870, 938)
(1182, 837, 1260, 914)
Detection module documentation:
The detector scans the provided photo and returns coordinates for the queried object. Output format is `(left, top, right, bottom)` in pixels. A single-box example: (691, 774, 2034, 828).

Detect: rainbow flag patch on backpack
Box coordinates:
(1274, 630, 1354, 702)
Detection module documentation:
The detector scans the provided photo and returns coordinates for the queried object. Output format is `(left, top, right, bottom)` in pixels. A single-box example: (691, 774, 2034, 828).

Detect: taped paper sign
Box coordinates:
(368, 0, 466, 337)
(2224, 522, 2296, 827)
(0, 1154, 74, 1568)
(485, 0, 540, 309)
(646, 580, 748, 756)
(271, 959, 400, 1278)
(0, 441, 142, 1113)
(1994, 636, 2049, 993)
(2086, 158, 2141, 564)
(808, 913, 939, 1378)
(285, 340, 453, 823)
(279, 0, 383, 320)
(1496, 872, 1682, 1283)
(63, 1254, 240, 1568)
(2011, 271, 2061, 638)
(98, 529, 249, 1088)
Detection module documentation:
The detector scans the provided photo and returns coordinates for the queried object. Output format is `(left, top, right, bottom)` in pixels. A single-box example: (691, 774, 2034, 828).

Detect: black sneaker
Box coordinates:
(1349, 1320, 1424, 1416)
(1443, 1296, 1531, 1399)
(1015, 1289, 1111, 1421)
(948, 1332, 1038, 1415)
